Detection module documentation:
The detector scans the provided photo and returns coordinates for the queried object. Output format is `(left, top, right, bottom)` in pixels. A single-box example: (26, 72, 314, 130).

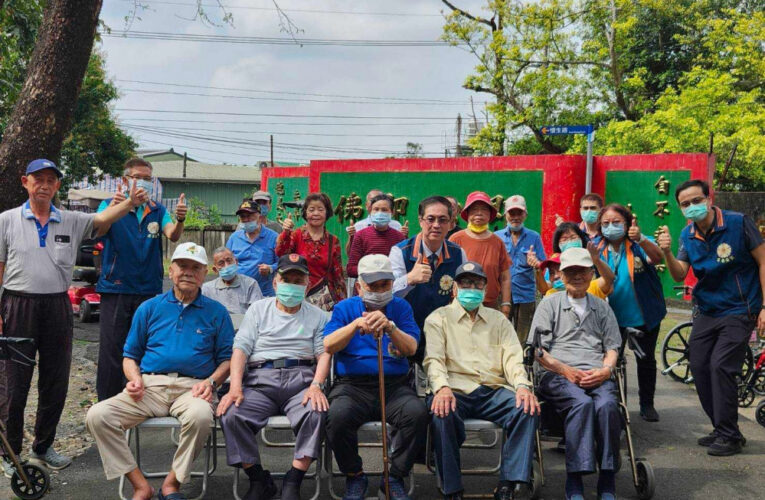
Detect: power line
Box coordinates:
(119, 87, 482, 106)
(116, 79, 475, 104)
(117, 0, 444, 17)
(117, 117, 455, 126)
(118, 121, 447, 137)
(115, 108, 454, 119)
(101, 30, 459, 47)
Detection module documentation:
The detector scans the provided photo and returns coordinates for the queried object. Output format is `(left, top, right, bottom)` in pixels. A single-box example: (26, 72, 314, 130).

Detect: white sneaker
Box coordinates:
(1, 457, 15, 478)
(30, 448, 72, 470)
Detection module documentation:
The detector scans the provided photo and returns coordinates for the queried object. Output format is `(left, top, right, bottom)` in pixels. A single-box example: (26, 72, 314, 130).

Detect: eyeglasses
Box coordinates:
(600, 220, 624, 228)
(678, 196, 707, 209)
(421, 216, 450, 225)
(126, 174, 153, 182)
(456, 279, 486, 290)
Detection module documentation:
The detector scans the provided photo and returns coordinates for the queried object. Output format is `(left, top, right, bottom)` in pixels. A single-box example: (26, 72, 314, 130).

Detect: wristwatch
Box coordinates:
(386, 320, 396, 334)
(311, 381, 325, 390)
(208, 378, 217, 389)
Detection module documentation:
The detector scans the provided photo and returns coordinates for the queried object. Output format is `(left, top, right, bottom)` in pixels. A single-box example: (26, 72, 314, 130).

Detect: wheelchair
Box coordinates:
(524, 327, 656, 500)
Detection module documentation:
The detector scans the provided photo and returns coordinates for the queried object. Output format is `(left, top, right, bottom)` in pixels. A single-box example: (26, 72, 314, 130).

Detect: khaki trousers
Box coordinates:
(86, 374, 213, 483)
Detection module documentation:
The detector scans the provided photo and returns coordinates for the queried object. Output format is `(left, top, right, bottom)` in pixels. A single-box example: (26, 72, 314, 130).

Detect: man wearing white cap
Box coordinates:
(528, 248, 622, 500)
(86, 242, 235, 500)
(496, 194, 546, 344)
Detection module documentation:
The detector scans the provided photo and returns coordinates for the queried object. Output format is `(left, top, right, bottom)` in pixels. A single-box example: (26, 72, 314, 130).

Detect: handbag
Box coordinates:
(305, 233, 340, 311)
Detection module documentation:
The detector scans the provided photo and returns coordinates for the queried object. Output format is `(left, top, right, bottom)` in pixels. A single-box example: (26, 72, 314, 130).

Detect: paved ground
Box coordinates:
(3, 301, 765, 499)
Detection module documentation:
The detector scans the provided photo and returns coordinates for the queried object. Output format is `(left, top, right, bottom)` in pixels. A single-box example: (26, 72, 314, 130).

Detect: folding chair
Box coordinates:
(231, 415, 323, 500)
(118, 416, 217, 500)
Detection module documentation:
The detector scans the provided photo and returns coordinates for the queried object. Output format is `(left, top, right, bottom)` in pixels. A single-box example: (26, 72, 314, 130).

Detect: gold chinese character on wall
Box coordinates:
(653, 200, 670, 219)
(490, 195, 505, 221)
(393, 197, 409, 217)
(654, 175, 670, 195)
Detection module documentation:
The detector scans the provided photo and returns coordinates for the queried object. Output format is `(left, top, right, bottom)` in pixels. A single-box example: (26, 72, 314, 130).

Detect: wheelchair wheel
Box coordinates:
(10, 463, 50, 500)
(660, 322, 692, 383)
(634, 459, 655, 500)
(528, 460, 542, 499)
(736, 375, 755, 408)
(741, 345, 754, 380)
(756, 400, 765, 427)
(753, 371, 765, 396)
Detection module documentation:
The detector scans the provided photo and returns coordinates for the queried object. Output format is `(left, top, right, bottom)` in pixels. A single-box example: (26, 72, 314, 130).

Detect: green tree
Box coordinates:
(183, 197, 223, 229)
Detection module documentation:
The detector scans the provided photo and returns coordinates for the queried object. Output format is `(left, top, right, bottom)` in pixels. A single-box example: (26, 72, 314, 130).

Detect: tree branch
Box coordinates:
(441, 0, 496, 29)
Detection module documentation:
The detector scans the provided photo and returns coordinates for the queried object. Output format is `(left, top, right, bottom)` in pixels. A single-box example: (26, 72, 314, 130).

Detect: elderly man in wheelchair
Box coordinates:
(528, 248, 622, 500)
(424, 261, 540, 500)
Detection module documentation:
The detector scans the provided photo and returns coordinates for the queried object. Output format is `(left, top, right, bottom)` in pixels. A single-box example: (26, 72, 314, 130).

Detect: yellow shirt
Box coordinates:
(545, 280, 608, 300)
(423, 300, 531, 395)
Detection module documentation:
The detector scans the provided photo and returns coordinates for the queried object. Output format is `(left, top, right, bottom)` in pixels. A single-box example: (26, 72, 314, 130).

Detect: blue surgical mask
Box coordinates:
(552, 279, 566, 291)
(560, 240, 583, 252)
(242, 221, 259, 233)
(509, 222, 524, 232)
(580, 209, 599, 224)
(602, 223, 625, 242)
(682, 203, 709, 222)
(276, 282, 306, 307)
(258, 204, 270, 215)
(218, 264, 238, 281)
(456, 288, 485, 311)
(135, 179, 153, 199)
(370, 211, 392, 228)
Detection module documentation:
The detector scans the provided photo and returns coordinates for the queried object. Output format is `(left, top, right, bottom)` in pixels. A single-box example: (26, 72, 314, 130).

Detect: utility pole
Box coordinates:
(182, 151, 187, 178)
(456, 114, 462, 157)
(270, 135, 274, 167)
(585, 126, 594, 193)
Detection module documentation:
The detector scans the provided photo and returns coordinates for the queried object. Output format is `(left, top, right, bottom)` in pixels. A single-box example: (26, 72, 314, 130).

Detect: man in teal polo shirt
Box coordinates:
(226, 200, 279, 297)
(95, 157, 187, 401)
(659, 179, 765, 456)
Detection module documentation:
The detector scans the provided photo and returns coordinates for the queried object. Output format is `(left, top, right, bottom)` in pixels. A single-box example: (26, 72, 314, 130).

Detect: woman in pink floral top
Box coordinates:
(276, 192, 346, 306)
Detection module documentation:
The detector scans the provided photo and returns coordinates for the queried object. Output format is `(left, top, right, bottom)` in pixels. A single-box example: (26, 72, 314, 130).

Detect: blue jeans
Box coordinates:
(428, 386, 538, 494)
(538, 373, 621, 473)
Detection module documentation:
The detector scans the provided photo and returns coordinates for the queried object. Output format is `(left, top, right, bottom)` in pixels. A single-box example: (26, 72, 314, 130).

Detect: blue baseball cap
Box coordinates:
(25, 159, 63, 178)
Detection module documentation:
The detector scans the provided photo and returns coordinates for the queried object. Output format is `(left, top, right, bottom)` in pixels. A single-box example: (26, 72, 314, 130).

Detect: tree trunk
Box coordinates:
(0, 0, 103, 212)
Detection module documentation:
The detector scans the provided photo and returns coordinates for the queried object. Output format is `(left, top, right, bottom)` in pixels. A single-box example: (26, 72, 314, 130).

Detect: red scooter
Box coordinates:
(68, 241, 103, 323)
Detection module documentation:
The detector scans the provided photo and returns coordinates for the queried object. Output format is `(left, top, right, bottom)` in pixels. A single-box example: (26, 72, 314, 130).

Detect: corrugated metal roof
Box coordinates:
(152, 161, 261, 183)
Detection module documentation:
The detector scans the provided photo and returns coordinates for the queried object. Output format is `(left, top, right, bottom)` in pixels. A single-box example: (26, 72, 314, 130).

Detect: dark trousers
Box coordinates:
(511, 302, 536, 345)
(689, 313, 754, 440)
(0, 291, 73, 455)
(97, 293, 154, 401)
(538, 373, 621, 474)
(428, 386, 538, 494)
(326, 376, 428, 478)
(620, 324, 660, 407)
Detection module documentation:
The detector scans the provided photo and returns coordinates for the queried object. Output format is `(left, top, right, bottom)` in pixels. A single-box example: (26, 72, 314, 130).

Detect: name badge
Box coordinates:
(54, 235, 71, 243)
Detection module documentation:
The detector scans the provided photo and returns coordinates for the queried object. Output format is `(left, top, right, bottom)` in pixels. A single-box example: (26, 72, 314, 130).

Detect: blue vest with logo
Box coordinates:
(97, 200, 167, 295)
(680, 208, 761, 317)
(397, 236, 464, 329)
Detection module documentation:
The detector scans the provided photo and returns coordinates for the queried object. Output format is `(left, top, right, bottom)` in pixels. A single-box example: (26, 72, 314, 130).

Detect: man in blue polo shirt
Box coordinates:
(226, 200, 279, 297)
(324, 254, 427, 500)
(86, 242, 234, 500)
(659, 179, 765, 457)
(496, 195, 546, 343)
(96, 157, 187, 401)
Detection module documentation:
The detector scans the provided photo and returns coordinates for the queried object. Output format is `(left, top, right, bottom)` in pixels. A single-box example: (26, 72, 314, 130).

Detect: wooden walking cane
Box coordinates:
(377, 333, 392, 500)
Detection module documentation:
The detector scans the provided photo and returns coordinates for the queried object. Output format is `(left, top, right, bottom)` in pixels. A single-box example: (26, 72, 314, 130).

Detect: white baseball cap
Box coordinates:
(504, 194, 527, 212)
(559, 247, 593, 270)
(358, 254, 394, 283)
(171, 242, 208, 266)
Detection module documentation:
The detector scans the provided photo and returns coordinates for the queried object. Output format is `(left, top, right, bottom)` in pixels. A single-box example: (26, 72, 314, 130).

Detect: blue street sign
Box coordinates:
(539, 124, 593, 136)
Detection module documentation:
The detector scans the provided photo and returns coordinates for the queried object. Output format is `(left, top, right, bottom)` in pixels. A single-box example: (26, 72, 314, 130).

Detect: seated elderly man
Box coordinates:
(324, 254, 427, 500)
(217, 253, 330, 500)
(528, 248, 622, 500)
(202, 246, 263, 314)
(424, 261, 540, 500)
(86, 242, 234, 500)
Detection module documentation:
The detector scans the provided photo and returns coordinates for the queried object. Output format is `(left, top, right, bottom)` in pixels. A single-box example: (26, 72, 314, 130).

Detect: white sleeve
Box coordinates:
(389, 245, 413, 297)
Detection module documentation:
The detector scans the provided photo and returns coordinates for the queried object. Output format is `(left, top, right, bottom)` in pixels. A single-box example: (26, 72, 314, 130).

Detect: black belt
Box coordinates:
(249, 359, 315, 369)
(2, 289, 68, 298)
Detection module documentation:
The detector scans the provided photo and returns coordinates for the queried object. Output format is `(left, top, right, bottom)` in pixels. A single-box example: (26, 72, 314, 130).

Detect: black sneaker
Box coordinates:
(697, 432, 717, 447)
(639, 405, 659, 422)
(443, 492, 464, 500)
(514, 482, 532, 500)
(281, 479, 301, 500)
(244, 470, 277, 500)
(493, 483, 514, 500)
(707, 436, 743, 456)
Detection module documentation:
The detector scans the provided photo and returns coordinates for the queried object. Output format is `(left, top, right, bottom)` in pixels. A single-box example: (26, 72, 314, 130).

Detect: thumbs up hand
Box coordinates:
(175, 193, 188, 221)
(526, 244, 541, 269)
(554, 214, 564, 227)
(346, 224, 356, 237)
(628, 215, 642, 242)
(111, 178, 127, 207)
(407, 252, 432, 285)
(282, 212, 295, 232)
(657, 225, 672, 252)
(401, 219, 410, 238)
(128, 178, 148, 208)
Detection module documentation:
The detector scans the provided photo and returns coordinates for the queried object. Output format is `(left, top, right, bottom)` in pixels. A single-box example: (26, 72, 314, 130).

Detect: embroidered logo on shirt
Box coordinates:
(147, 221, 160, 238)
(633, 256, 645, 273)
(716, 243, 734, 263)
(439, 275, 453, 295)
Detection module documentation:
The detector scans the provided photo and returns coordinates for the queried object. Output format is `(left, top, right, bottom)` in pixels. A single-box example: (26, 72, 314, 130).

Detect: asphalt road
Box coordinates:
(3, 286, 765, 499)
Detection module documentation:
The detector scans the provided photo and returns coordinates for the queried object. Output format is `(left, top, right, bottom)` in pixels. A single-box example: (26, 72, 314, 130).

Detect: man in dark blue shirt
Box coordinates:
(324, 254, 427, 500)
(86, 242, 234, 500)
(659, 179, 765, 457)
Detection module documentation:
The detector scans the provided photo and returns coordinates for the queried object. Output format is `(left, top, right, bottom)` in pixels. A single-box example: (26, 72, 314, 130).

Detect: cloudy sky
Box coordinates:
(99, 0, 489, 165)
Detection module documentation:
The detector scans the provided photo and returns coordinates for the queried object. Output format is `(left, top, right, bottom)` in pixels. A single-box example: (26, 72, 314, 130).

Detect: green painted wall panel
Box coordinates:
(605, 170, 691, 297)
(162, 182, 257, 223)
(319, 171, 544, 258)
(266, 177, 309, 221)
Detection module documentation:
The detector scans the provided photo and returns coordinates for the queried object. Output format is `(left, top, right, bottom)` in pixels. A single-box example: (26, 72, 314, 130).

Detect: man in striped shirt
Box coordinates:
(346, 193, 406, 278)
